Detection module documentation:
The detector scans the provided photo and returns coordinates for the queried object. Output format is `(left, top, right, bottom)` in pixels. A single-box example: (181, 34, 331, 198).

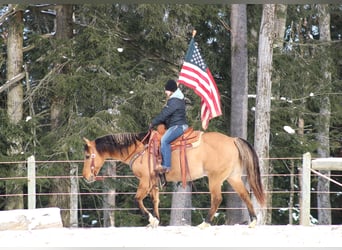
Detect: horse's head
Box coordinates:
(82, 137, 105, 183)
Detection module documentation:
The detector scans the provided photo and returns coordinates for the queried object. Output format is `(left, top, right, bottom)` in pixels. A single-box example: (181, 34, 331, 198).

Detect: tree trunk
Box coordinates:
(103, 162, 116, 227)
(230, 4, 248, 139)
(5, 9, 24, 210)
(51, 4, 73, 128)
(48, 4, 74, 226)
(273, 4, 287, 101)
(170, 182, 192, 226)
(253, 4, 275, 225)
(55, 5, 74, 40)
(226, 4, 249, 225)
(316, 4, 332, 225)
(70, 162, 79, 227)
(274, 4, 287, 50)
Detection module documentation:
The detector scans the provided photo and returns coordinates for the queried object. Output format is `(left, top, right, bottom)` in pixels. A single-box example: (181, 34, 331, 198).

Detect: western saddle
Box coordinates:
(148, 124, 202, 188)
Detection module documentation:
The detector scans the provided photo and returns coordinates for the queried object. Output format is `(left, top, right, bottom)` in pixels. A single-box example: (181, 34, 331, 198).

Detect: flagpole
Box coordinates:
(192, 30, 197, 38)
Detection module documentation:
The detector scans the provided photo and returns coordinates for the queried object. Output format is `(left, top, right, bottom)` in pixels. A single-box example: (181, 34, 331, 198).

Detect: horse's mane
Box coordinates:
(93, 132, 150, 156)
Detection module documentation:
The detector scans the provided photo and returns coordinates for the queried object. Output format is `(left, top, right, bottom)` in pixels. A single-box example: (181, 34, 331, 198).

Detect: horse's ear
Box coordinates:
(83, 137, 91, 145)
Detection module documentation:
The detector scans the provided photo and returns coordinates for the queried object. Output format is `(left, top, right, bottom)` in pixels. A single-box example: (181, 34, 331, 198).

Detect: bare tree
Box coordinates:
(103, 162, 116, 227)
(274, 4, 288, 51)
(316, 4, 332, 225)
(170, 183, 192, 226)
(254, 4, 276, 225)
(5, 8, 24, 210)
(226, 4, 249, 225)
(48, 4, 74, 226)
(50, 4, 73, 129)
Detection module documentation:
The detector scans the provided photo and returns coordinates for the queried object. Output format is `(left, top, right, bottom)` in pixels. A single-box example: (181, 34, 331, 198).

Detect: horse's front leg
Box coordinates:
(134, 179, 160, 228)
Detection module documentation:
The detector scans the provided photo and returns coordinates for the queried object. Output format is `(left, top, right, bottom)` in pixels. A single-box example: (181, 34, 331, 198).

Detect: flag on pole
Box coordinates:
(178, 34, 222, 130)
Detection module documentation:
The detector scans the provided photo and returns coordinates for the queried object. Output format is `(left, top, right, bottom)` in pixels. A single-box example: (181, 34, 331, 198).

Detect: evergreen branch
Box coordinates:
(0, 4, 18, 26)
(24, 61, 69, 102)
(218, 17, 231, 32)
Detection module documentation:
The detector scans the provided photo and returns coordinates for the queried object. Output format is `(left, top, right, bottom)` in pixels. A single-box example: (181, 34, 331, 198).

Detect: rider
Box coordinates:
(150, 79, 188, 174)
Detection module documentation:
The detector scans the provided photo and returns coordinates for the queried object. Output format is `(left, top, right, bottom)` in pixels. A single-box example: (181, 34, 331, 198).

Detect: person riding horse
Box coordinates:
(82, 82, 265, 228)
(149, 79, 188, 178)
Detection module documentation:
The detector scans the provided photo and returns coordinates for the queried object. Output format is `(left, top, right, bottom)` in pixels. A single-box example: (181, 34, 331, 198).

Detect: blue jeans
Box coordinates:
(160, 124, 188, 169)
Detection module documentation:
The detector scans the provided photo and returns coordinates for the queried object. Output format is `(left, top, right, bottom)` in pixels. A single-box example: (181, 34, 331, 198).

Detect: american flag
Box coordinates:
(178, 37, 222, 130)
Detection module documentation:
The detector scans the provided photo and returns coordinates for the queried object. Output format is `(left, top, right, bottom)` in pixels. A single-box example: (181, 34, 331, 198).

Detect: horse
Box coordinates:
(82, 128, 265, 228)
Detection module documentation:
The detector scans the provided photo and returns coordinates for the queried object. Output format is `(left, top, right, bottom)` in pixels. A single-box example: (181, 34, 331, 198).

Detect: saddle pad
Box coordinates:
(171, 128, 202, 150)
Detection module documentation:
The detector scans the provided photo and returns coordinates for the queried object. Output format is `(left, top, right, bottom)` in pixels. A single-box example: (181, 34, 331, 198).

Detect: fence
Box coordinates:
(1, 153, 342, 227)
(300, 153, 342, 226)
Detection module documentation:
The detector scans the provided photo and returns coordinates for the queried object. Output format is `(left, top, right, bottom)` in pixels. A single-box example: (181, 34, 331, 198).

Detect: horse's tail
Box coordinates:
(234, 137, 266, 206)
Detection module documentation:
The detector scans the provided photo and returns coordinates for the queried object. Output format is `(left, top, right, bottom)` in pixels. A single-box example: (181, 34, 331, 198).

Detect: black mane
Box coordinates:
(93, 132, 149, 156)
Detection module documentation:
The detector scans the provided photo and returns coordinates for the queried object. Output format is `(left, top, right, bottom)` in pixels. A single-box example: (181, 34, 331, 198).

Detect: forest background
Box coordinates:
(0, 4, 341, 227)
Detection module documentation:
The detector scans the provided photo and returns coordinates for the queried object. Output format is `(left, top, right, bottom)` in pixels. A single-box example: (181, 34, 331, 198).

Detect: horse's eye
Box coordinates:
(85, 154, 90, 159)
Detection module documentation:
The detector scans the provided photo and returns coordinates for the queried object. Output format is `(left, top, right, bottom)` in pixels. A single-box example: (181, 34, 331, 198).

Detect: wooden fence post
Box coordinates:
(27, 155, 36, 209)
(300, 152, 311, 226)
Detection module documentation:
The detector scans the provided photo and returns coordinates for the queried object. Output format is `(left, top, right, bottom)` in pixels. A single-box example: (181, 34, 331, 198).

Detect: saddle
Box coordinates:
(148, 124, 202, 188)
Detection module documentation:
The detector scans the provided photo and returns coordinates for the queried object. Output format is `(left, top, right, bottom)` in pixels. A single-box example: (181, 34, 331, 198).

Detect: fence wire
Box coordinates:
(0, 157, 341, 226)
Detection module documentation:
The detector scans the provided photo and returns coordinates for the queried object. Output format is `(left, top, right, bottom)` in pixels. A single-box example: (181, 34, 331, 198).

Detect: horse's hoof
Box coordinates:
(197, 221, 210, 229)
(248, 219, 257, 228)
(148, 214, 160, 228)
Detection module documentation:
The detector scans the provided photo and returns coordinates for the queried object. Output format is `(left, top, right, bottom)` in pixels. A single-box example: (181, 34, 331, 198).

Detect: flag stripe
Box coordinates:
(205, 69, 221, 112)
(179, 72, 217, 116)
(179, 63, 221, 118)
(201, 102, 213, 130)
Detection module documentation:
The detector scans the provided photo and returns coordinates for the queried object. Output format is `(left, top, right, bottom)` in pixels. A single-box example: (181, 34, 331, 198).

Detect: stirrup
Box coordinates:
(158, 173, 167, 189)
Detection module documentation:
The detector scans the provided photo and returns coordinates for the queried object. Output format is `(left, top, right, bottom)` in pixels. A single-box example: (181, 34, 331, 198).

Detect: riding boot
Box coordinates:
(154, 164, 164, 173)
(155, 165, 169, 174)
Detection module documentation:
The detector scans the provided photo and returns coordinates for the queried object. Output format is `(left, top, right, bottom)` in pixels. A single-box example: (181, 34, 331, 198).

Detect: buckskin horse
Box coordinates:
(82, 126, 265, 228)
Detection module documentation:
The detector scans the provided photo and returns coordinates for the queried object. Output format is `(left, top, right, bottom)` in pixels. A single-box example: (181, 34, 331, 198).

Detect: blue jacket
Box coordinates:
(151, 88, 187, 129)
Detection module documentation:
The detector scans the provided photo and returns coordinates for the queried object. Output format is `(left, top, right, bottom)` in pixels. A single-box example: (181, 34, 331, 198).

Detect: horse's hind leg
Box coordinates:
(227, 177, 258, 228)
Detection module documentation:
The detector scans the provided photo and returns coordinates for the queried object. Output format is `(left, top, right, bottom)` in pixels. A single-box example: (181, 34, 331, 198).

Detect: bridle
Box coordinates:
(89, 151, 97, 177)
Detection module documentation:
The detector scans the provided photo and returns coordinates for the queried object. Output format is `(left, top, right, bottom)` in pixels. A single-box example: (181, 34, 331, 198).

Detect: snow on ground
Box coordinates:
(1, 225, 341, 247)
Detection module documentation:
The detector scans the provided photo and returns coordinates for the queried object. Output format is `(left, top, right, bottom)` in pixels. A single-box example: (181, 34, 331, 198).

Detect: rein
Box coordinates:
(125, 130, 151, 166)
(128, 144, 148, 168)
(140, 130, 152, 144)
